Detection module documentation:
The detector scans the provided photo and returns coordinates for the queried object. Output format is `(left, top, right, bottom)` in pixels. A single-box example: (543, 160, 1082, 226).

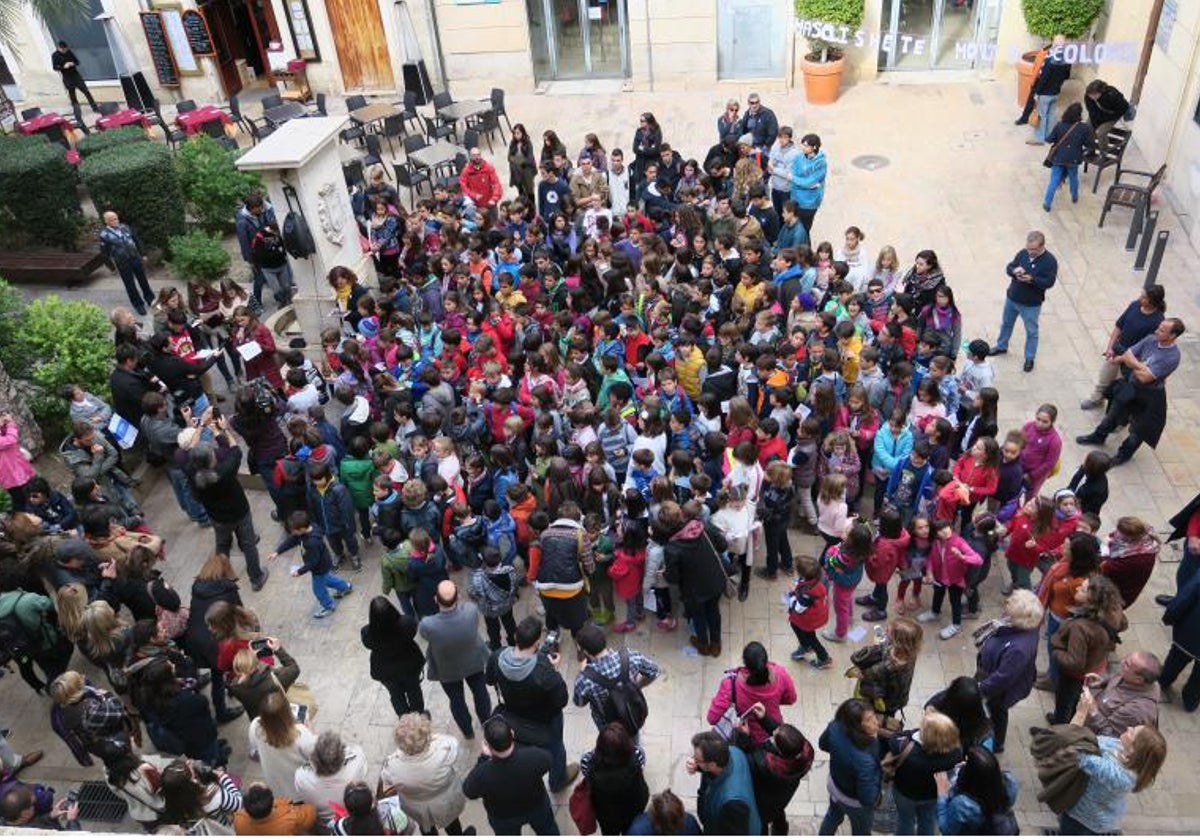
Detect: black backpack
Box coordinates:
(281, 185, 315, 259)
(251, 226, 288, 269)
(585, 648, 649, 734)
(0, 595, 40, 667)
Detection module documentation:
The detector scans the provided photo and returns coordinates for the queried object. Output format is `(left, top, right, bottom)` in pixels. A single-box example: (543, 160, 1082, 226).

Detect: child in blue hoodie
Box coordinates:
(623, 448, 659, 502)
(270, 511, 353, 619)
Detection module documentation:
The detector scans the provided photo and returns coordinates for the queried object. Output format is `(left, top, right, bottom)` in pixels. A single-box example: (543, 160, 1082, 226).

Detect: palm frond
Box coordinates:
(0, 0, 92, 56)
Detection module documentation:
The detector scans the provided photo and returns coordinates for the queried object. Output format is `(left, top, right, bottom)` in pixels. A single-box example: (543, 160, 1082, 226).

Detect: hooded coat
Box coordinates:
(975, 612, 1042, 710)
(663, 519, 729, 612)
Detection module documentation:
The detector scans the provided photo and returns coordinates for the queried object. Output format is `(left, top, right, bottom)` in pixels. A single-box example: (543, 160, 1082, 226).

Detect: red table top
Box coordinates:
(176, 105, 233, 135)
(16, 112, 72, 135)
(96, 109, 150, 131)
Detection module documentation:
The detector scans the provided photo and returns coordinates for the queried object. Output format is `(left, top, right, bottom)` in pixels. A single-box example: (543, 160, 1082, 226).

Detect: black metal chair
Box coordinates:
(227, 94, 250, 135)
(243, 115, 275, 145)
(461, 127, 481, 153)
(465, 106, 498, 152)
(260, 93, 283, 111)
(343, 159, 366, 189)
(96, 101, 121, 116)
(201, 118, 239, 150)
(175, 99, 197, 113)
(151, 102, 187, 149)
(395, 161, 431, 208)
(1083, 127, 1132, 194)
(20, 107, 42, 120)
(360, 133, 390, 179)
(403, 133, 428, 161)
(434, 152, 468, 184)
(490, 88, 512, 136)
(346, 94, 368, 112)
(309, 92, 328, 117)
(397, 90, 421, 133)
(380, 114, 408, 158)
(1098, 164, 1167, 228)
(431, 91, 453, 111)
(423, 114, 456, 144)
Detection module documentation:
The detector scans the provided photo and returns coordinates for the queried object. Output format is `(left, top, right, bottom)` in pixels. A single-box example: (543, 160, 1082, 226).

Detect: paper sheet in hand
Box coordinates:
(237, 340, 263, 361)
(107, 414, 138, 449)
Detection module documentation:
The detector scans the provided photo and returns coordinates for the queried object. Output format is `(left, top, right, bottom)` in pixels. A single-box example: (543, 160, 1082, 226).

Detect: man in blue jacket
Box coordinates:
(990, 230, 1058, 372)
(688, 731, 761, 835)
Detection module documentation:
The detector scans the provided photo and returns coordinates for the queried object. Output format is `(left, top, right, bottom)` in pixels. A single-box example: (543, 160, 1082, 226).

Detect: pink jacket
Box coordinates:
(0, 422, 34, 490)
(926, 534, 983, 588)
(1020, 420, 1062, 494)
(705, 663, 797, 746)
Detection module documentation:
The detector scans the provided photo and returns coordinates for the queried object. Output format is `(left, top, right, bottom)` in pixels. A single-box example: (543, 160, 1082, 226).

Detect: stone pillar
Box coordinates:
(236, 116, 376, 347)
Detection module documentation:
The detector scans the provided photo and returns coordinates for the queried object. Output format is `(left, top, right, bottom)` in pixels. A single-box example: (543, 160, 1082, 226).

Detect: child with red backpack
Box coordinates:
(786, 555, 831, 670)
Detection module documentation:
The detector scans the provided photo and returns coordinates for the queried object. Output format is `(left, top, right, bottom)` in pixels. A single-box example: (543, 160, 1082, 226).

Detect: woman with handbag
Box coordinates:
(1041, 102, 1095, 211)
(660, 501, 729, 658)
(579, 722, 649, 836)
(883, 710, 963, 836)
(705, 641, 796, 747)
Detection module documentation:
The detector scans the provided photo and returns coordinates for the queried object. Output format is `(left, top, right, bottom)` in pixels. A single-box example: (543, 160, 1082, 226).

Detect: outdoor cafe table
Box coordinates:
(263, 101, 308, 126)
(176, 105, 234, 136)
(350, 102, 397, 129)
(435, 100, 491, 123)
(97, 108, 151, 131)
(408, 140, 466, 170)
(15, 112, 73, 136)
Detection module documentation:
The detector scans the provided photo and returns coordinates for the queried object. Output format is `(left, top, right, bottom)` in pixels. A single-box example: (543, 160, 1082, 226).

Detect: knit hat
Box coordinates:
(737, 132, 754, 147)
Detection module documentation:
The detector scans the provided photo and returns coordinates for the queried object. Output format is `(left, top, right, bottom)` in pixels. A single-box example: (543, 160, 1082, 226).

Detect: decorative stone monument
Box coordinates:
(236, 116, 374, 345)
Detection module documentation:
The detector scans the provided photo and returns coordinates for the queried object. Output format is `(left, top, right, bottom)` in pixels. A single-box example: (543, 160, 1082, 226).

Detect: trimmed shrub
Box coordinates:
(1021, 0, 1105, 38)
(176, 134, 262, 233)
(0, 135, 83, 248)
(0, 280, 111, 442)
(168, 229, 232, 283)
(796, 0, 865, 61)
(80, 141, 185, 253)
(76, 126, 150, 159)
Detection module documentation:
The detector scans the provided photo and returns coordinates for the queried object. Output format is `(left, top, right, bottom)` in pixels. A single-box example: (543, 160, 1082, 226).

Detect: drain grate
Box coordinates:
(73, 781, 128, 823)
(851, 154, 890, 171)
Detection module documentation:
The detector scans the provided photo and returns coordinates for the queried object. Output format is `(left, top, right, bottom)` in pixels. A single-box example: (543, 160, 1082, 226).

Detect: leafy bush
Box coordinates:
(0, 135, 83, 248)
(1021, 0, 1105, 38)
(80, 142, 185, 253)
(76, 126, 150, 159)
(0, 281, 111, 442)
(168, 230, 231, 283)
(176, 135, 262, 233)
(796, 0, 865, 61)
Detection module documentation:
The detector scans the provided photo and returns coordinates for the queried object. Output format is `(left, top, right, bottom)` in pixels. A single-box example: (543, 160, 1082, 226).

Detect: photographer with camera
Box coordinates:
(139, 392, 211, 527)
(145, 332, 219, 409)
(485, 616, 579, 794)
(230, 383, 289, 522)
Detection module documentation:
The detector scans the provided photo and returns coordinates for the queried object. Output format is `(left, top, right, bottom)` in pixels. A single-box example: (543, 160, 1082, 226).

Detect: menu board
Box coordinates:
(181, 9, 215, 57)
(160, 8, 199, 74)
(140, 11, 181, 87)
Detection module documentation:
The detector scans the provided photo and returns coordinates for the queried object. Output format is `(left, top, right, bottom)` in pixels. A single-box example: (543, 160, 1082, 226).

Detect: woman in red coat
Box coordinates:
(1101, 516, 1162, 608)
(1003, 491, 1078, 592)
(230, 306, 283, 391)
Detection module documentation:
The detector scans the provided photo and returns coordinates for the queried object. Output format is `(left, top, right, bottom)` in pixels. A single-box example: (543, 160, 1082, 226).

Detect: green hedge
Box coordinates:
(80, 141, 185, 253)
(0, 135, 83, 248)
(176, 134, 262, 232)
(1021, 0, 1105, 38)
(76, 126, 150, 159)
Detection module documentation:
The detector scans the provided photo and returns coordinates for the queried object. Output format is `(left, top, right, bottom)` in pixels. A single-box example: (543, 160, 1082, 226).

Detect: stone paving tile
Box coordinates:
(4, 79, 1200, 833)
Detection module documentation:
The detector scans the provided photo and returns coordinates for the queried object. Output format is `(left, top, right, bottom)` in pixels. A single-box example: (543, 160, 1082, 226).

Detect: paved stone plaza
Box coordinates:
(4, 79, 1200, 834)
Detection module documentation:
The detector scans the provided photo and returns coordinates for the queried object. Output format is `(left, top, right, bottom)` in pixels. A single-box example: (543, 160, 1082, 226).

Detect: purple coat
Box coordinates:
(1019, 420, 1062, 494)
(976, 624, 1039, 709)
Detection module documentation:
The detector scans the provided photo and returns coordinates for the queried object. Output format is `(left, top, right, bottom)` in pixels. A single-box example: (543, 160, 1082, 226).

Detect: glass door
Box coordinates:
(933, 0, 984, 68)
(528, 0, 628, 81)
(879, 0, 986, 71)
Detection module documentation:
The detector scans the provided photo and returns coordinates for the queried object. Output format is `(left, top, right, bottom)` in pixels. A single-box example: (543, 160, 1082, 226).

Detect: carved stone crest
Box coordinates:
(316, 182, 346, 246)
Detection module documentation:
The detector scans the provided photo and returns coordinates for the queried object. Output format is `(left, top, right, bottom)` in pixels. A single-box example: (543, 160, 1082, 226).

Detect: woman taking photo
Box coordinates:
(158, 757, 243, 831)
(378, 713, 468, 835)
(818, 698, 881, 836)
(705, 641, 797, 747)
(849, 616, 924, 723)
(884, 710, 963, 836)
(581, 722, 650, 835)
(1049, 573, 1127, 724)
(1058, 719, 1167, 835)
(248, 690, 317, 801)
(227, 639, 300, 720)
(361, 595, 425, 717)
(507, 124, 537, 204)
(935, 746, 1019, 835)
(367, 195, 402, 279)
(974, 590, 1042, 753)
(1041, 102, 1096, 212)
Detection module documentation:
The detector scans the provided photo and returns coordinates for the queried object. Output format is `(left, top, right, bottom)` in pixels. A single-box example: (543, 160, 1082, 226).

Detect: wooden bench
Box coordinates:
(0, 248, 106, 288)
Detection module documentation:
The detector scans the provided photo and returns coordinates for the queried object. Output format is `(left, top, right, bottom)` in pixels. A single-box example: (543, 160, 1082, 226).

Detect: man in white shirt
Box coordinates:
(607, 148, 631, 218)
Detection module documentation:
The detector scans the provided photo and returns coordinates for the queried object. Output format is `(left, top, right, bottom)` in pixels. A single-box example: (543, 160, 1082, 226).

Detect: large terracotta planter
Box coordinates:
(802, 56, 846, 105)
(1016, 49, 1038, 107)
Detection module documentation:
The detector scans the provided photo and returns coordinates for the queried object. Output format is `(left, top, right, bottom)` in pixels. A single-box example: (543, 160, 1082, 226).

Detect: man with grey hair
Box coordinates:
(1080, 651, 1161, 737)
(294, 730, 368, 823)
(741, 92, 779, 159)
(990, 230, 1058, 372)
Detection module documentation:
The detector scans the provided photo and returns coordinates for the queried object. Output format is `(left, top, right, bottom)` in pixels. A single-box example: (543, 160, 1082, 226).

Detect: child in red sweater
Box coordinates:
(609, 528, 647, 633)
(786, 555, 832, 670)
(858, 507, 911, 622)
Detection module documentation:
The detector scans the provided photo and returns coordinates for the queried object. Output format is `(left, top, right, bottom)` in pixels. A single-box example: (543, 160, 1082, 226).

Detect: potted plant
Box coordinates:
(795, 0, 864, 105)
(167, 230, 232, 286)
(1016, 0, 1105, 106)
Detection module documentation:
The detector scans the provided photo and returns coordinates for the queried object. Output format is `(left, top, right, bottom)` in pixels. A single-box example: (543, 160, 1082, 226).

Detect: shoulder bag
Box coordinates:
(711, 672, 742, 741)
(1043, 123, 1080, 168)
(880, 736, 916, 784)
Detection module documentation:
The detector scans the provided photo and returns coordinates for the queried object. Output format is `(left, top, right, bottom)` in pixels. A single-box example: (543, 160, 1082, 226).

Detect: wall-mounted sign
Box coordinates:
(139, 11, 181, 87)
(181, 9, 216, 57)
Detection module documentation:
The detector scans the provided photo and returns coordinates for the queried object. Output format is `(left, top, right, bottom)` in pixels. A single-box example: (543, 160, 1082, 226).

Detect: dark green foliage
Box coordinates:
(76, 126, 150, 159)
(80, 141, 185, 253)
(0, 134, 83, 248)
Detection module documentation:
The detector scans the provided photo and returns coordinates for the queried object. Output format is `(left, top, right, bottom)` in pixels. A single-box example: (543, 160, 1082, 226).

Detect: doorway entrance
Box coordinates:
(202, 0, 280, 96)
(878, 0, 989, 71)
(718, 0, 787, 80)
(527, 0, 629, 81)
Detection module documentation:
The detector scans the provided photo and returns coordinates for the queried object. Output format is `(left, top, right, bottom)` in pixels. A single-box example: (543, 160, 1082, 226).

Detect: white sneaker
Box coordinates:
(916, 610, 939, 623)
(820, 628, 846, 643)
(939, 624, 961, 640)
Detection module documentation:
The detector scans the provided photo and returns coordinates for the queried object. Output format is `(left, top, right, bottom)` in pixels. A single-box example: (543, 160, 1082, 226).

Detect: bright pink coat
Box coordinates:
(0, 422, 35, 489)
(926, 533, 983, 588)
(608, 548, 646, 600)
(705, 663, 797, 746)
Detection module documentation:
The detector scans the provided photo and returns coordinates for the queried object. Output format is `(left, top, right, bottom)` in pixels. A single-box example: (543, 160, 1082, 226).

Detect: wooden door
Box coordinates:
(326, 0, 395, 91)
(206, 0, 243, 96)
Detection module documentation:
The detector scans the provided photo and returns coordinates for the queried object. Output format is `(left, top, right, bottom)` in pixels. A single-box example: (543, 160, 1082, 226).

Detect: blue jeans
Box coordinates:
(546, 712, 570, 791)
(1035, 95, 1057, 142)
(893, 789, 936, 836)
(819, 800, 874, 835)
(488, 792, 559, 835)
(167, 466, 209, 523)
(1044, 164, 1079, 208)
(311, 571, 351, 609)
(994, 297, 1041, 362)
